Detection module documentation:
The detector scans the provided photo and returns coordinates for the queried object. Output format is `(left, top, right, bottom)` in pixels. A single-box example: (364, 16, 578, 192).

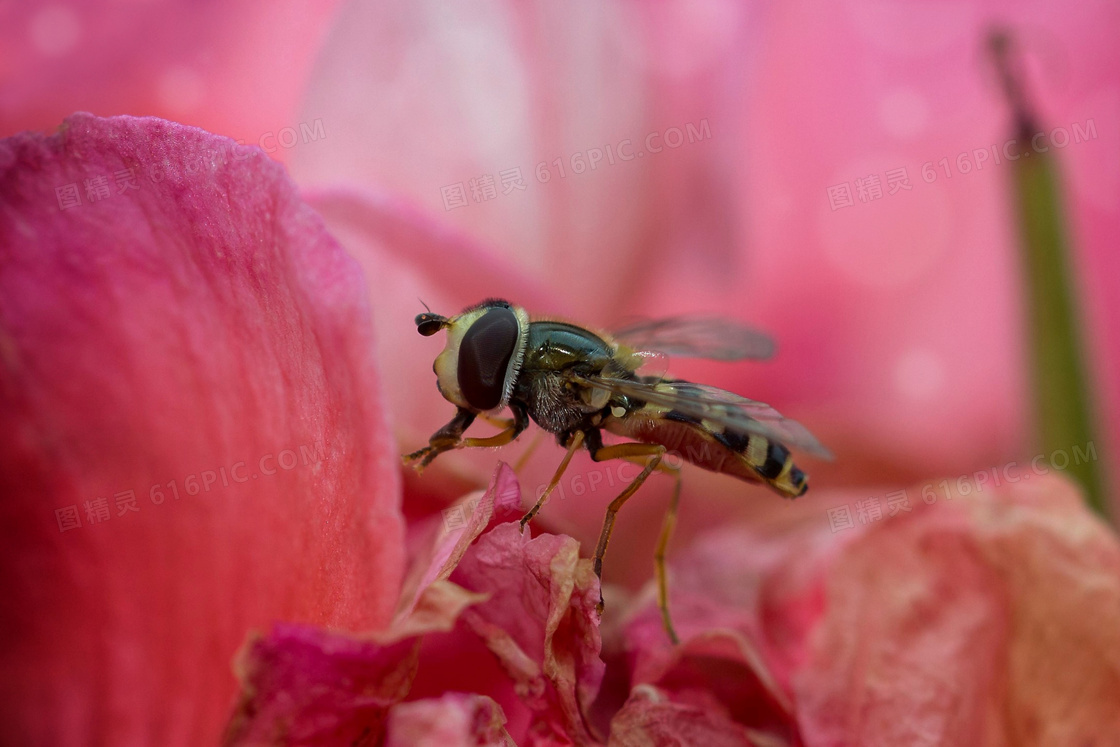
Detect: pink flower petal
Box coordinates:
(451, 522, 606, 745)
(386, 692, 515, 747)
(224, 580, 486, 746)
(616, 628, 796, 744)
(396, 463, 523, 621)
(608, 685, 779, 747)
(612, 473, 1120, 744)
(618, 513, 844, 692)
(223, 466, 524, 744)
(0, 113, 404, 744)
(795, 474, 1120, 745)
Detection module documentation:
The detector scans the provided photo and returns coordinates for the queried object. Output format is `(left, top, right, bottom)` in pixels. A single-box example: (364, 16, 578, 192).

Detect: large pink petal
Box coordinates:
(0, 114, 404, 745)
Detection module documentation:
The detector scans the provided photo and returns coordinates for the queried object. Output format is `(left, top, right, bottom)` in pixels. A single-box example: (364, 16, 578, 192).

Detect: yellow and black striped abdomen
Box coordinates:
(603, 382, 809, 498)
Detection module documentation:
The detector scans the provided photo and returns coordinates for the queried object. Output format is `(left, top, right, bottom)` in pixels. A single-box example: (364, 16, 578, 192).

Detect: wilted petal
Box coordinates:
(224, 580, 486, 746)
(614, 474, 1120, 745)
(224, 464, 521, 744)
(451, 522, 605, 745)
(796, 473, 1120, 746)
(0, 113, 404, 745)
(616, 628, 796, 744)
(396, 463, 523, 621)
(386, 692, 514, 747)
(608, 685, 778, 747)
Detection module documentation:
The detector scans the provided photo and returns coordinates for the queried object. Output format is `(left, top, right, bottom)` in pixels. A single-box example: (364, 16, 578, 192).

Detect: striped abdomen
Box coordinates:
(603, 380, 808, 498)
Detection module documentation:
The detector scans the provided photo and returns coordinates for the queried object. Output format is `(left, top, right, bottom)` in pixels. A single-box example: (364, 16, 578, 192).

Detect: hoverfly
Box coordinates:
(404, 299, 831, 642)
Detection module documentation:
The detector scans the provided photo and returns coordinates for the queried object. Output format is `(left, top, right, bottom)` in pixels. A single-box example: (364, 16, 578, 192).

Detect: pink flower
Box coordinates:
(4, 2, 1120, 745)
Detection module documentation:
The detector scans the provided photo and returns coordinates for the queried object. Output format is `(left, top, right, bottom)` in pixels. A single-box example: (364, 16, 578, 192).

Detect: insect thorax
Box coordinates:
(512, 321, 624, 434)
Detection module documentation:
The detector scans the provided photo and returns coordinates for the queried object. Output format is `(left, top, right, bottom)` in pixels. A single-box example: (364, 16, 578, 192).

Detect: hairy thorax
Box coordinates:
(518, 370, 600, 434)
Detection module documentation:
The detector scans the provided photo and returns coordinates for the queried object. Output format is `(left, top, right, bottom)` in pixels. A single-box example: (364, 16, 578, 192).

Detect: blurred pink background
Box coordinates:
(6, 0, 1119, 583)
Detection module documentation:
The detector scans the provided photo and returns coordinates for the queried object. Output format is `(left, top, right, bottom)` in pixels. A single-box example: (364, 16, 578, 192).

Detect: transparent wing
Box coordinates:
(612, 317, 776, 362)
(576, 374, 833, 460)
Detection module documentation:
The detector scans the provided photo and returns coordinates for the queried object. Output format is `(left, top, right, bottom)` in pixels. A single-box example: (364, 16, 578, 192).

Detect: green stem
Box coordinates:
(991, 30, 1109, 517)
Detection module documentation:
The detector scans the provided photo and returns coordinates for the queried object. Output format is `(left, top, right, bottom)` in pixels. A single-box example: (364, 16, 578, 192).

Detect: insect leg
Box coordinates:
(480, 413, 515, 429)
(459, 419, 526, 448)
(461, 403, 528, 448)
(610, 451, 683, 643)
(519, 430, 586, 529)
(653, 466, 682, 644)
(403, 406, 529, 472)
(607, 451, 683, 643)
(588, 443, 667, 616)
(402, 408, 476, 471)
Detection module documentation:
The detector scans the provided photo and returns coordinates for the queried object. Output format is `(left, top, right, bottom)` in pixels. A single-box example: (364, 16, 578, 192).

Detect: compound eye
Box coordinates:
(458, 306, 519, 410)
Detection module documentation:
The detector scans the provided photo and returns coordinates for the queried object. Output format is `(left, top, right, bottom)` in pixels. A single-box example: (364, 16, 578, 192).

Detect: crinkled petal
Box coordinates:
(0, 113, 404, 745)
(616, 628, 796, 744)
(396, 463, 523, 621)
(224, 626, 419, 747)
(608, 685, 778, 747)
(451, 522, 605, 745)
(223, 580, 486, 746)
(396, 467, 537, 741)
(614, 474, 1120, 745)
(223, 465, 522, 744)
(386, 692, 515, 747)
(796, 474, 1120, 746)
